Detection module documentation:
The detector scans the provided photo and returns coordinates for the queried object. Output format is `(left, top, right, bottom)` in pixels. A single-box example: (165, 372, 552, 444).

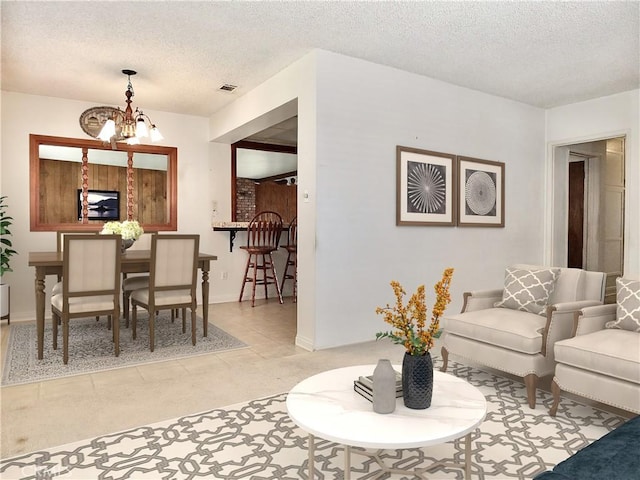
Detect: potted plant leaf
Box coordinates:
(1, 196, 17, 319)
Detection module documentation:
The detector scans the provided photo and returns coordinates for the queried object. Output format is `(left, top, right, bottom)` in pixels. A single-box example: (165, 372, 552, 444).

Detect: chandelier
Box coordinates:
(97, 69, 163, 145)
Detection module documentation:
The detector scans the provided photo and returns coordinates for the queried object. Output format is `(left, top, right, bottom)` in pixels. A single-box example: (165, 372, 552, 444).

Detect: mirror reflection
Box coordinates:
(30, 134, 177, 231)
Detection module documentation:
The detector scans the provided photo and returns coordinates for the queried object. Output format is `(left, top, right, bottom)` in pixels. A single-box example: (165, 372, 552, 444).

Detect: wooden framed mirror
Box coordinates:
(30, 134, 177, 232)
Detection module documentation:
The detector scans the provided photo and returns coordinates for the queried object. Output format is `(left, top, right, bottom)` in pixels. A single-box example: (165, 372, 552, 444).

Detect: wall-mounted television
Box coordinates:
(77, 189, 120, 221)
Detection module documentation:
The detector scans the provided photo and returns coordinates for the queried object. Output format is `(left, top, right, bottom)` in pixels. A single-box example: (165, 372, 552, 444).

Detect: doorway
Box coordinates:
(555, 137, 626, 302)
(567, 159, 585, 268)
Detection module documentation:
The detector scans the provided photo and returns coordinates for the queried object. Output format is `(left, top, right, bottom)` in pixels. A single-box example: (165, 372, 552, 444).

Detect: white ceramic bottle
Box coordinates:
(373, 358, 396, 414)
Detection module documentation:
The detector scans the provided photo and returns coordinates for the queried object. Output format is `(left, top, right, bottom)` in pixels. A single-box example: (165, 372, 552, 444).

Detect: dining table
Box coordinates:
(28, 249, 217, 360)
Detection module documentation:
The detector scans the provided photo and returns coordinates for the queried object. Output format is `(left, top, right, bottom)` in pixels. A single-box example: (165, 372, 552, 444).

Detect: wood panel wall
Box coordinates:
(255, 181, 297, 224)
(39, 159, 166, 225)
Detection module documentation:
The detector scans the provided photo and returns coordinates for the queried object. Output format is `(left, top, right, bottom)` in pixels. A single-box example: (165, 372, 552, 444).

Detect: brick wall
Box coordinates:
(236, 178, 256, 221)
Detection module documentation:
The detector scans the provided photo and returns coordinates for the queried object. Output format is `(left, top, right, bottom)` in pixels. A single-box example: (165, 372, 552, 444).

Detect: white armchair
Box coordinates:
(441, 264, 606, 409)
(550, 277, 640, 416)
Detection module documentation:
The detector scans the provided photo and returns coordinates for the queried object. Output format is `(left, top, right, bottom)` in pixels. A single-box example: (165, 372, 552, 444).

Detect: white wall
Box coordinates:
(0, 92, 213, 320)
(210, 50, 548, 350)
(311, 51, 547, 348)
(545, 90, 640, 278)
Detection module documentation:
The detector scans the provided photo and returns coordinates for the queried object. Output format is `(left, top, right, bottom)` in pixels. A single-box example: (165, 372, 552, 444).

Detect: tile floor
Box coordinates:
(0, 299, 404, 458)
(0, 299, 630, 460)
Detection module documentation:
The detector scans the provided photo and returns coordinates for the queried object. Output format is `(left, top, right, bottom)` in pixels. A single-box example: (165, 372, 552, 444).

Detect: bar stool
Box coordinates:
(239, 211, 284, 307)
(281, 216, 297, 303)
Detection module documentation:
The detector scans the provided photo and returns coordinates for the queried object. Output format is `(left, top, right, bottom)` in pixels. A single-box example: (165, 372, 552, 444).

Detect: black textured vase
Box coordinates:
(402, 351, 434, 409)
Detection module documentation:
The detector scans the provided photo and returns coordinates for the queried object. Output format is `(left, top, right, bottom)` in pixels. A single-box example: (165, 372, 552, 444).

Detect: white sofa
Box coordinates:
(550, 277, 640, 416)
(441, 264, 606, 409)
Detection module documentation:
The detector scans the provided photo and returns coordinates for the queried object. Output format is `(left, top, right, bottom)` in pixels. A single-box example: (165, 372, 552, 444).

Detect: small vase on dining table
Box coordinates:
(121, 238, 135, 253)
(402, 351, 434, 409)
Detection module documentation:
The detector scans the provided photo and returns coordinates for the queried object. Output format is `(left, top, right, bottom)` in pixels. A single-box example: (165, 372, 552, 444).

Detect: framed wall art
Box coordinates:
(396, 146, 457, 226)
(457, 156, 505, 227)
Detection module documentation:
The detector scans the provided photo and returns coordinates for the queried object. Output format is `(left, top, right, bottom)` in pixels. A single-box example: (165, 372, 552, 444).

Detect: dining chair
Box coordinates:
(130, 234, 201, 352)
(53, 230, 99, 291)
(280, 216, 297, 303)
(121, 232, 154, 328)
(52, 230, 106, 326)
(238, 211, 284, 307)
(50, 234, 121, 364)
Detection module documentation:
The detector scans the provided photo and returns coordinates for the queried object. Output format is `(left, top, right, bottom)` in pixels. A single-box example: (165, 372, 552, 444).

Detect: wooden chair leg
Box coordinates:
(440, 346, 449, 372)
(281, 251, 291, 290)
(123, 291, 130, 328)
(191, 308, 196, 346)
(251, 254, 258, 307)
(52, 313, 59, 350)
(524, 373, 538, 408)
(292, 253, 297, 303)
(182, 312, 186, 334)
(132, 305, 138, 340)
(269, 253, 283, 304)
(150, 311, 155, 352)
(239, 255, 252, 302)
(63, 317, 69, 365)
(550, 379, 562, 416)
(113, 309, 120, 357)
(262, 254, 270, 300)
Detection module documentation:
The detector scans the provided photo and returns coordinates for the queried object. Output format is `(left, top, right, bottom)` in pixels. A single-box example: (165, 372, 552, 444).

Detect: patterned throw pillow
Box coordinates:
(495, 267, 561, 316)
(606, 278, 640, 332)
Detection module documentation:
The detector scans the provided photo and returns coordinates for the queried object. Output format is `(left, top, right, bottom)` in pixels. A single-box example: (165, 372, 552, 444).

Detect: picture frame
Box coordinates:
(457, 156, 505, 227)
(396, 146, 457, 226)
(77, 189, 120, 221)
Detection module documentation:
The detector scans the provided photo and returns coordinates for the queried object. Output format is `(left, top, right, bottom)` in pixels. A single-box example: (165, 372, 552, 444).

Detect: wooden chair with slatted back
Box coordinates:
(239, 211, 284, 307)
(280, 216, 298, 303)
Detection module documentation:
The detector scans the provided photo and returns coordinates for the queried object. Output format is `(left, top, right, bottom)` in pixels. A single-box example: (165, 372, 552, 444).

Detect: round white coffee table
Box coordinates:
(286, 364, 487, 479)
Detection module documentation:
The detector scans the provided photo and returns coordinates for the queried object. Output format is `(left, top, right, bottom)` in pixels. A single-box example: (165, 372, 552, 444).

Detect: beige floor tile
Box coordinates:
(135, 360, 190, 382)
(38, 374, 95, 400)
(90, 365, 145, 389)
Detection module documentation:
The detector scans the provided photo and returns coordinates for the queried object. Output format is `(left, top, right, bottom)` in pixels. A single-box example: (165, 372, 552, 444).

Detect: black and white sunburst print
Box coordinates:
(406, 161, 446, 214)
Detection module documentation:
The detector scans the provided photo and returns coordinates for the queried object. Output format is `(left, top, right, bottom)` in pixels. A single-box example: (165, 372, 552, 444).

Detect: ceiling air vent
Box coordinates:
(219, 84, 237, 92)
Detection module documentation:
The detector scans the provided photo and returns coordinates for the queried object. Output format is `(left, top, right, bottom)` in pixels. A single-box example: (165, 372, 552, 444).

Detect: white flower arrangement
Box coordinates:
(100, 220, 144, 241)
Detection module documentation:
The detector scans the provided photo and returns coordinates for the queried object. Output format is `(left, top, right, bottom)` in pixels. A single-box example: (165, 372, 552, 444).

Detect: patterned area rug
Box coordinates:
(0, 359, 628, 479)
(1, 312, 247, 386)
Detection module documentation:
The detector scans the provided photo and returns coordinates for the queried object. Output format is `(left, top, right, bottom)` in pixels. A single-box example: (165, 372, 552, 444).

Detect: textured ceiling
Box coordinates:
(1, 1, 638, 119)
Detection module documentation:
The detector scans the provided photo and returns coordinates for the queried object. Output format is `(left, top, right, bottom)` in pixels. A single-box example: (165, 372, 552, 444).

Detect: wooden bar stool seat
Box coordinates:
(239, 211, 284, 307)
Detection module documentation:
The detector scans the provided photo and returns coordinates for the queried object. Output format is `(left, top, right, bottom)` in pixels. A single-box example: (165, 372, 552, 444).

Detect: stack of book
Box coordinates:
(353, 370, 403, 402)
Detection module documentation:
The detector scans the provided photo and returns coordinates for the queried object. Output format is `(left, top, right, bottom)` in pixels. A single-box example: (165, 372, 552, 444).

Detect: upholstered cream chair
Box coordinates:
(441, 264, 606, 408)
(550, 277, 640, 416)
(50, 234, 121, 364)
(53, 230, 105, 326)
(130, 234, 200, 352)
(121, 232, 154, 327)
(52, 231, 98, 295)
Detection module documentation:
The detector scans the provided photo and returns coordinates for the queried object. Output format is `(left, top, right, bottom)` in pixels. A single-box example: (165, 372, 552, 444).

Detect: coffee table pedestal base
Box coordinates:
(307, 432, 474, 480)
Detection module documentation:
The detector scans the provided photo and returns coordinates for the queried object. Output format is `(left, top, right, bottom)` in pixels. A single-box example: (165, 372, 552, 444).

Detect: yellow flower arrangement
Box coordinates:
(375, 268, 454, 356)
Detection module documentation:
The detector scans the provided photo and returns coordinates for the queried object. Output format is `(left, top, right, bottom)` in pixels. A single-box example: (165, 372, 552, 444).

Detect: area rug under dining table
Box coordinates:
(1, 312, 247, 386)
(0, 360, 629, 479)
